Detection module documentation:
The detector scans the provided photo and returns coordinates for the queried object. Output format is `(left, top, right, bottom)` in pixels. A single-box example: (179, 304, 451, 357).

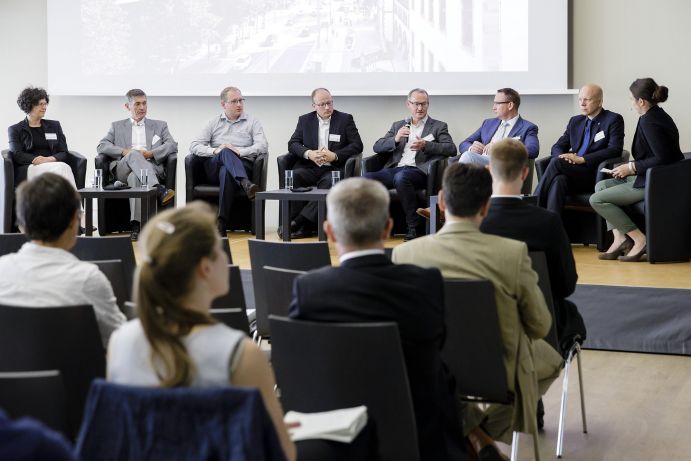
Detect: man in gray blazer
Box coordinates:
(365, 88, 456, 241)
(97, 89, 177, 240)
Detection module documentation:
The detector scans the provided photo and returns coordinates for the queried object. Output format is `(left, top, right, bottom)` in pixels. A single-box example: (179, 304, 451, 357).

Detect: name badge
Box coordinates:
(45, 133, 58, 140)
(512, 136, 521, 140)
(422, 134, 435, 142)
(593, 131, 605, 142)
(329, 134, 341, 142)
(152, 134, 161, 145)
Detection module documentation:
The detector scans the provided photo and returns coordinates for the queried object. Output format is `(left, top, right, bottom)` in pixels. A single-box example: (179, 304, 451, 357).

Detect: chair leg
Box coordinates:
(556, 343, 580, 458)
(576, 344, 588, 434)
(510, 431, 519, 461)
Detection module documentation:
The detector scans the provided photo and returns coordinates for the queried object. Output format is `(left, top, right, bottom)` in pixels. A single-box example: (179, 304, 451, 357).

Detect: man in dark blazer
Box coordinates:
(454, 88, 539, 165)
(286, 88, 363, 238)
(366, 88, 457, 241)
(289, 177, 466, 461)
(481, 139, 584, 355)
(534, 84, 625, 215)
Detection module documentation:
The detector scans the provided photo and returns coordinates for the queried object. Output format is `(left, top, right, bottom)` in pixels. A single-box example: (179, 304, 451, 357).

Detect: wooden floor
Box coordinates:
(143, 233, 691, 460)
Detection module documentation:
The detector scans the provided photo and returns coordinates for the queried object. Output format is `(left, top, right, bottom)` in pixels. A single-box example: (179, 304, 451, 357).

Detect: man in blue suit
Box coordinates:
(455, 88, 539, 166)
(534, 84, 624, 215)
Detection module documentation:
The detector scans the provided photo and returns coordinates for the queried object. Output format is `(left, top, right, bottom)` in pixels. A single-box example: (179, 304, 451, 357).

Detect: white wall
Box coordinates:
(3, 0, 689, 230)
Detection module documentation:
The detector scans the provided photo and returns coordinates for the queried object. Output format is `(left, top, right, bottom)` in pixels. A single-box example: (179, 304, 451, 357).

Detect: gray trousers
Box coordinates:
(589, 176, 644, 234)
(115, 150, 162, 222)
(458, 150, 491, 166)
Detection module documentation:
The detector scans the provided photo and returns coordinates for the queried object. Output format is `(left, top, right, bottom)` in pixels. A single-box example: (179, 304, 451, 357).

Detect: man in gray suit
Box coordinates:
(365, 88, 456, 241)
(97, 89, 177, 240)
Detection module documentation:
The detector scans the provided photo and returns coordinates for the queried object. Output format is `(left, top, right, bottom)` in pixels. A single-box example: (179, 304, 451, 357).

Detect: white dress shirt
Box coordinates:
(130, 117, 147, 150)
(398, 116, 428, 167)
(0, 242, 126, 346)
(490, 114, 520, 144)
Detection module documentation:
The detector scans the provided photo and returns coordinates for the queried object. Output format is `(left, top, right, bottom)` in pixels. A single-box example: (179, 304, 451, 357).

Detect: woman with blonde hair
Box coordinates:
(107, 202, 295, 460)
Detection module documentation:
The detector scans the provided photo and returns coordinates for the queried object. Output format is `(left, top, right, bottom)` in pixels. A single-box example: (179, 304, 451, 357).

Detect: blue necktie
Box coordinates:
(577, 119, 592, 157)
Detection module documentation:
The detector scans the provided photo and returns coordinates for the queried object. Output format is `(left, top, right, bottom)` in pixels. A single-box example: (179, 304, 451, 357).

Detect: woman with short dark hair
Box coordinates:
(590, 78, 683, 262)
(8, 86, 77, 187)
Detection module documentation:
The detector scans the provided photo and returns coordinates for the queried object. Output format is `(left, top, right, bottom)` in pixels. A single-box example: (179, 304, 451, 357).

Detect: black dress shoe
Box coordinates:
(241, 179, 259, 200)
(598, 238, 633, 260)
(290, 227, 313, 239)
(130, 221, 141, 241)
(403, 228, 418, 242)
(156, 185, 175, 206)
(537, 398, 545, 430)
(619, 245, 647, 262)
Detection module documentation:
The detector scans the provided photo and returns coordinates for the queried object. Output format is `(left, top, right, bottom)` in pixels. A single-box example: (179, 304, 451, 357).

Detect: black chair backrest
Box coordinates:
(221, 236, 233, 264)
(248, 240, 330, 328)
(256, 266, 305, 337)
(528, 251, 560, 352)
(441, 279, 512, 403)
(210, 308, 251, 336)
(92, 259, 131, 319)
(383, 247, 393, 260)
(0, 232, 27, 256)
(211, 265, 246, 310)
(270, 316, 420, 461)
(72, 236, 136, 298)
(0, 370, 68, 434)
(0, 304, 106, 437)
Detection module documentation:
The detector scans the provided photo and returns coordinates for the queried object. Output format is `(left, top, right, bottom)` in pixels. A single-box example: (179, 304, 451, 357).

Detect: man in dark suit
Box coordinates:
(454, 88, 539, 165)
(286, 88, 363, 238)
(534, 84, 625, 215)
(289, 177, 466, 461)
(481, 139, 583, 355)
(366, 88, 457, 241)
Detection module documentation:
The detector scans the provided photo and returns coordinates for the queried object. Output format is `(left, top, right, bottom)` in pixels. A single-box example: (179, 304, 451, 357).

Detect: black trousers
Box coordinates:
(534, 156, 596, 215)
(201, 148, 253, 221)
(291, 166, 336, 224)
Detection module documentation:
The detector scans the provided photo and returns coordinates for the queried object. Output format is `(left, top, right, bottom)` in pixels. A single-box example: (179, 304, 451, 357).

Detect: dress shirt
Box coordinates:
(398, 116, 428, 167)
(338, 248, 385, 264)
(491, 114, 519, 144)
(0, 242, 126, 346)
(189, 112, 268, 158)
(130, 118, 147, 150)
(318, 115, 330, 150)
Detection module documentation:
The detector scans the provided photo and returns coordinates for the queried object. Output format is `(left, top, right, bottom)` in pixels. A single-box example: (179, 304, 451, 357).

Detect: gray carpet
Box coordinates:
(568, 284, 691, 355)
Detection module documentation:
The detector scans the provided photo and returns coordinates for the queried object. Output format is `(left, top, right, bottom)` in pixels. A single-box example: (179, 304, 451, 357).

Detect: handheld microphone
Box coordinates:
(404, 117, 412, 128)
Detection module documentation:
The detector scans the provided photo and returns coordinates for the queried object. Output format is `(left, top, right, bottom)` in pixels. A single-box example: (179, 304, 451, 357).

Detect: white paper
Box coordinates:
(422, 134, 435, 142)
(285, 405, 368, 443)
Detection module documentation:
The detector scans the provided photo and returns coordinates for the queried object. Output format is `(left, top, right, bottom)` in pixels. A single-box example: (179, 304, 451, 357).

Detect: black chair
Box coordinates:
(185, 152, 268, 233)
(442, 279, 538, 461)
(0, 370, 68, 434)
(528, 251, 560, 353)
(248, 239, 330, 339)
(254, 266, 305, 343)
(92, 259, 131, 319)
(1, 149, 87, 233)
(621, 156, 691, 263)
(221, 236, 233, 264)
(210, 308, 251, 336)
(0, 304, 106, 438)
(362, 155, 446, 236)
(94, 153, 177, 235)
(210, 265, 250, 335)
(522, 158, 536, 195)
(276, 152, 362, 227)
(270, 316, 419, 461)
(71, 236, 137, 299)
(535, 150, 629, 251)
(0, 232, 27, 256)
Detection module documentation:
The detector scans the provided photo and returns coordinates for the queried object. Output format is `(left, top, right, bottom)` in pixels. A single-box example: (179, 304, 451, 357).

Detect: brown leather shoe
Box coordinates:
(598, 238, 633, 260)
(416, 207, 431, 220)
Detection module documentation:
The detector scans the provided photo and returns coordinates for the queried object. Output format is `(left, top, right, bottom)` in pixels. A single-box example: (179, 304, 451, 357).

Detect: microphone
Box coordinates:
(404, 117, 412, 128)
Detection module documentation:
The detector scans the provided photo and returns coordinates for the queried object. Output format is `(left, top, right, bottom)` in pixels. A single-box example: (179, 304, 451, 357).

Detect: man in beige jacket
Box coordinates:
(393, 163, 563, 455)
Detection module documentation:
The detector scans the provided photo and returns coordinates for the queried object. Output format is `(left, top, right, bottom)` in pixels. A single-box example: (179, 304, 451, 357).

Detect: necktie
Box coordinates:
(577, 119, 592, 157)
(498, 122, 510, 139)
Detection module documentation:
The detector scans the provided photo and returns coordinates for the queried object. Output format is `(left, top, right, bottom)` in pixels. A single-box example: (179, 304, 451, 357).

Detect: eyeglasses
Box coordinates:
(493, 101, 510, 106)
(408, 101, 429, 108)
(226, 98, 245, 105)
(314, 100, 334, 108)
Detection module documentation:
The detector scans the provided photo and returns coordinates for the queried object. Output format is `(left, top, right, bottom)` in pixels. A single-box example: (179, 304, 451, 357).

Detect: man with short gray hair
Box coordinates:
(289, 177, 466, 461)
(97, 88, 177, 241)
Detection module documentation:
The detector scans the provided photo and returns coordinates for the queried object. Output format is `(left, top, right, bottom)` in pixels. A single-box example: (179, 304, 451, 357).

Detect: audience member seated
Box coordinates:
(534, 84, 624, 215)
(106, 202, 295, 461)
(189, 86, 266, 236)
(590, 78, 683, 262)
(8, 87, 78, 188)
(284, 87, 363, 239)
(365, 88, 456, 241)
(0, 173, 125, 346)
(96, 88, 177, 241)
(288, 177, 466, 460)
(481, 139, 585, 355)
(0, 409, 75, 461)
(393, 163, 563, 458)
(454, 88, 539, 166)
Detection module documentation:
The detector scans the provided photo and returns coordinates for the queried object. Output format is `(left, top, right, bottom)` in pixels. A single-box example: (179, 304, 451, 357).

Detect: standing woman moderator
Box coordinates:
(106, 203, 296, 461)
(8, 87, 78, 187)
(590, 78, 683, 262)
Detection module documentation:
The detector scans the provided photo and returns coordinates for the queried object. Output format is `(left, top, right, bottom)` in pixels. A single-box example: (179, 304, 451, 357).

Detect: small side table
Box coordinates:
(255, 189, 329, 242)
(78, 187, 158, 236)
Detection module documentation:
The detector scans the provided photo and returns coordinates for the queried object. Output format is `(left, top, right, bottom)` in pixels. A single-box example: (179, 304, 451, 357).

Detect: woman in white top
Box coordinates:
(107, 202, 295, 461)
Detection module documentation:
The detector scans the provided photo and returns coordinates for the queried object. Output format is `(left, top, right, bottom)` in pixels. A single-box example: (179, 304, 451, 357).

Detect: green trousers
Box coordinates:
(589, 176, 644, 233)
